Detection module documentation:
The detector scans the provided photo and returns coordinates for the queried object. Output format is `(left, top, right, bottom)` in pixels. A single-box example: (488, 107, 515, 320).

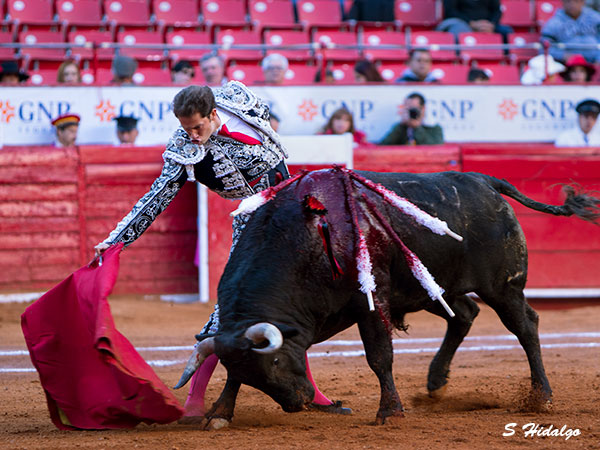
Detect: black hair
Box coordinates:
(172, 85, 216, 118)
(406, 92, 425, 106)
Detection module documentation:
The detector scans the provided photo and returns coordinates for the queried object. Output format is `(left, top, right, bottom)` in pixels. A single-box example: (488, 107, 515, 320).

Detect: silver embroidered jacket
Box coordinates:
(102, 81, 288, 247)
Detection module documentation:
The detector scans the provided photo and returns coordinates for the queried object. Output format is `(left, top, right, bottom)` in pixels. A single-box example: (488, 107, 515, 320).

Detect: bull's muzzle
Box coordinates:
(173, 337, 215, 389)
(244, 323, 283, 354)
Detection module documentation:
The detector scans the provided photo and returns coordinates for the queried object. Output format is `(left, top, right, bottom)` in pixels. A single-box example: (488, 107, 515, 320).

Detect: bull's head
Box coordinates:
(174, 322, 314, 412)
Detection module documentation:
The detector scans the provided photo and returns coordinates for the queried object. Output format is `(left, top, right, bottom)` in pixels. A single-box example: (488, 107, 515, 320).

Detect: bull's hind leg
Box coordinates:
(357, 306, 404, 424)
(477, 287, 552, 404)
(425, 294, 480, 398)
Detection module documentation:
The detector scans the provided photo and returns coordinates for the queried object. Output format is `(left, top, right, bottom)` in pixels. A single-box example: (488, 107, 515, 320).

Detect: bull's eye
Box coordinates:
(273, 358, 280, 366)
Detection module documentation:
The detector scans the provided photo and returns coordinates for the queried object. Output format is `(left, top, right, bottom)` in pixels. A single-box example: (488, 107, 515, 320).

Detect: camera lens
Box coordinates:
(408, 107, 420, 120)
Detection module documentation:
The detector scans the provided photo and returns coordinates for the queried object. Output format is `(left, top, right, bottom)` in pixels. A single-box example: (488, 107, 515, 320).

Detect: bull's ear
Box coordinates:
(273, 322, 299, 339)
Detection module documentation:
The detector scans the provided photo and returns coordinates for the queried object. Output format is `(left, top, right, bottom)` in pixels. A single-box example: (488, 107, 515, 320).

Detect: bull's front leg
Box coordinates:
(204, 377, 241, 430)
(356, 300, 404, 425)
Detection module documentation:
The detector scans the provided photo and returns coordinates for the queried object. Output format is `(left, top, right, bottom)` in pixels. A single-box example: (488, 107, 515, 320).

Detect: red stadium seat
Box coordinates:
(0, 30, 16, 60)
(68, 29, 115, 60)
(26, 67, 57, 85)
(201, 0, 247, 31)
(117, 30, 165, 61)
(166, 29, 212, 61)
(313, 30, 359, 61)
(458, 32, 504, 62)
(264, 29, 312, 61)
(8, 0, 56, 31)
(153, 0, 201, 29)
(297, 0, 344, 31)
(249, 0, 298, 33)
(56, 0, 104, 30)
(81, 66, 114, 84)
(410, 31, 456, 61)
(394, 0, 438, 30)
(227, 63, 264, 84)
(284, 63, 317, 84)
(508, 32, 541, 62)
(18, 30, 65, 61)
(329, 62, 356, 83)
(379, 62, 406, 81)
(131, 67, 172, 84)
(362, 30, 408, 62)
(103, 0, 152, 29)
(535, 0, 561, 27)
(216, 29, 263, 61)
(500, 1, 535, 30)
(431, 63, 469, 83)
(477, 63, 521, 84)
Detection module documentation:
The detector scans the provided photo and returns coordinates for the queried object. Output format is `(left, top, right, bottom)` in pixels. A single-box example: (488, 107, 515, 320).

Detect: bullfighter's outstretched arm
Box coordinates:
(100, 159, 187, 247)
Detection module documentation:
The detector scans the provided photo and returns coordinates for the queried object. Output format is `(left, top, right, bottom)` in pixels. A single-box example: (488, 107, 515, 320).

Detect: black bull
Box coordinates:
(176, 169, 599, 426)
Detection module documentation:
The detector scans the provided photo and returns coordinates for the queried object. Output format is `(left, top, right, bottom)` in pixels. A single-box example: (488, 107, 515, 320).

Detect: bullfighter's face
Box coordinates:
(215, 335, 315, 412)
(178, 109, 220, 145)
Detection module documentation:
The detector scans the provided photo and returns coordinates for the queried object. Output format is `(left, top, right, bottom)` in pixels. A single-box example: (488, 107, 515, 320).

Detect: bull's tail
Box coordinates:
(482, 174, 600, 224)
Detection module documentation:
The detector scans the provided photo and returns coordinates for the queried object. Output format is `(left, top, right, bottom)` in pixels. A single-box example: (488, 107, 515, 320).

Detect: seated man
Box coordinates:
(437, 0, 513, 39)
(199, 53, 227, 86)
(51, 113, 80, 147)
(542, 0, 600, 63)
(396, 49, 439, 83)
(555, 98, 600, 146)
(113, 115, 139, 145)
(380, 93, 444, 145)
(260, 53, 289, 85)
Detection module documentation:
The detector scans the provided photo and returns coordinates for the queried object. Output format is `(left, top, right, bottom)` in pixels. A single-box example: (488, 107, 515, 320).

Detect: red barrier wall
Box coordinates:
(1, 144, 599, 296)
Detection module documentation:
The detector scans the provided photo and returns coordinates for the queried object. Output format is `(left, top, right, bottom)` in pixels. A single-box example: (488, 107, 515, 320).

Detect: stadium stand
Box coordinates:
(535, 0, 562, 28)
(394, 0, 439, 31)
(284, 63, 318, 84)
(117, 29, 166, 61)
(361, 30, 408, 62)
(18, 29, 65, 63)
(431, 63, 470, 83)
(508, 32, 541, 63)
(410, 31, 456, 61)
(477, 63, 521, 83)
(152, 0, 201, 30)
(249, 0, 299, 34)
(297, 0, 346, 31)
(458, 32, 505, 62)
(56, 0, 105, 31)
(103, 0, 153, 30)
(166, 29, 212, 61)
(0, 29, 16, 60)
(226, 62, 263, 84)
(329, 62, 356, 83)
(379, 62, 406, 82)
(500, 0, 536, 31)
(216, 28, 263, 61)
(8, 0, 56, 33)
(264, 29, 313, 61)
(201, 0, 248, 33)
(68, 29, 115, 61)
(313, 30, 360, 61)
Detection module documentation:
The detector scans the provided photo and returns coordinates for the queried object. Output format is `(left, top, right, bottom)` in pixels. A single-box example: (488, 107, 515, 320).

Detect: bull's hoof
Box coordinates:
(375, 410, 405, 425)
(428, 383, 448, 400)
(204, 417, 230, 430)
(308, 401, 352, 415)
(178, 414, 206, 425)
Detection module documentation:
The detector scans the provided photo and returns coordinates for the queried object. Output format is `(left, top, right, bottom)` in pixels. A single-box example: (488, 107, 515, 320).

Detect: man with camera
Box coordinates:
(379, 92, 444, 145)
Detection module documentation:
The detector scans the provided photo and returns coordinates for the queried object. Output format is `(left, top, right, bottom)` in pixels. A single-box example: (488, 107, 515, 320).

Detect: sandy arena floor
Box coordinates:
(1, 296, 599, 449)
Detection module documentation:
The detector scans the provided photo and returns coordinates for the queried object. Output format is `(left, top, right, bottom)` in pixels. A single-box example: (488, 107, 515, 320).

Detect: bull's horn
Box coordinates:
(173, 337, 215, 389)
(244, 323, 283, 354)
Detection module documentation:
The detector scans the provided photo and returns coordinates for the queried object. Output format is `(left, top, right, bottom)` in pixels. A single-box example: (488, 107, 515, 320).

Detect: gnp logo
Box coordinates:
(95, 100, 117, 122)
(95, 99, 173, 122)
(0, 100, 15, 123)
(498, 98, 575, 121)
(297, 98, 375, 122)
(298, 99, 318, 121)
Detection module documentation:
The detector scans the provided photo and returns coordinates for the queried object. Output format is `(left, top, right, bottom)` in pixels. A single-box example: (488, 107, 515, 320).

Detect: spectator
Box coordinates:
(319, 107, 368, 146)
(467, 67, 490, 83)
(269, 112, 280, 132)
(261, 53, 289, 85)
(380, 93, 444, 145)
(521, 54, 566, 85)
(111, 55, 138, 85)
(113, 115, 139, 145)
(555, 98, 600, 146)
(542, 0, 600, 63)
(314, 67, 335, 83)
(561, 54, 597, 82)
(171, 60, 195, 85)
(0, 61, 29, 85)
(396, 49, 439, 83)
(56, 60, 81, 85)
(437, 0, 513, 40)
(199, 53, 227, 86)
(51, 113, 80, 148)
(354, 60, 384, 82)
(347, 0, 394, 22)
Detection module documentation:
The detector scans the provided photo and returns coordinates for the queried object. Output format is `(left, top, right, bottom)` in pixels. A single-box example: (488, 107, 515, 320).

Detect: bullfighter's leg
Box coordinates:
(357, 301, 404, 424)
(178, 353, 219, 424)
(204, 378, 242, 430)
(425, 294, 480, 398)
(477, 286, 552, 404)
(306, 354, 352, 414)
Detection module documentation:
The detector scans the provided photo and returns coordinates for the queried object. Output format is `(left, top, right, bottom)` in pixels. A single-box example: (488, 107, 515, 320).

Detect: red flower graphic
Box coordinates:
(95, 100, 117, 122)
(498, 99, 518, 120)
(0, 100, 15, 123)
(298, 99, 318, 121)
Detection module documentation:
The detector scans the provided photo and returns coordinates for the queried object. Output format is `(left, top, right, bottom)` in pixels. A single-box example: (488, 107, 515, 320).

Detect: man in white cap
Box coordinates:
(555, 98, 600, 146)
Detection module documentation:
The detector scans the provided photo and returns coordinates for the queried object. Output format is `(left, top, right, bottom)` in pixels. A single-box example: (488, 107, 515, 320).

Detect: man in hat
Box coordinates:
(111, 55, 138, 85)
(51, 113, 80, 148)
(93, 81, 348, 423)
(171, 60, 195, 85)
(555, 99, 600, 146)
(113, 115, 139, 145)
(0, 61, 30, 85)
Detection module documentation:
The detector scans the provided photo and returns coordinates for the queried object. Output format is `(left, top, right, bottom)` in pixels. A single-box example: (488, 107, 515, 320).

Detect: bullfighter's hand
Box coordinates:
(94, 242, 111, 257)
